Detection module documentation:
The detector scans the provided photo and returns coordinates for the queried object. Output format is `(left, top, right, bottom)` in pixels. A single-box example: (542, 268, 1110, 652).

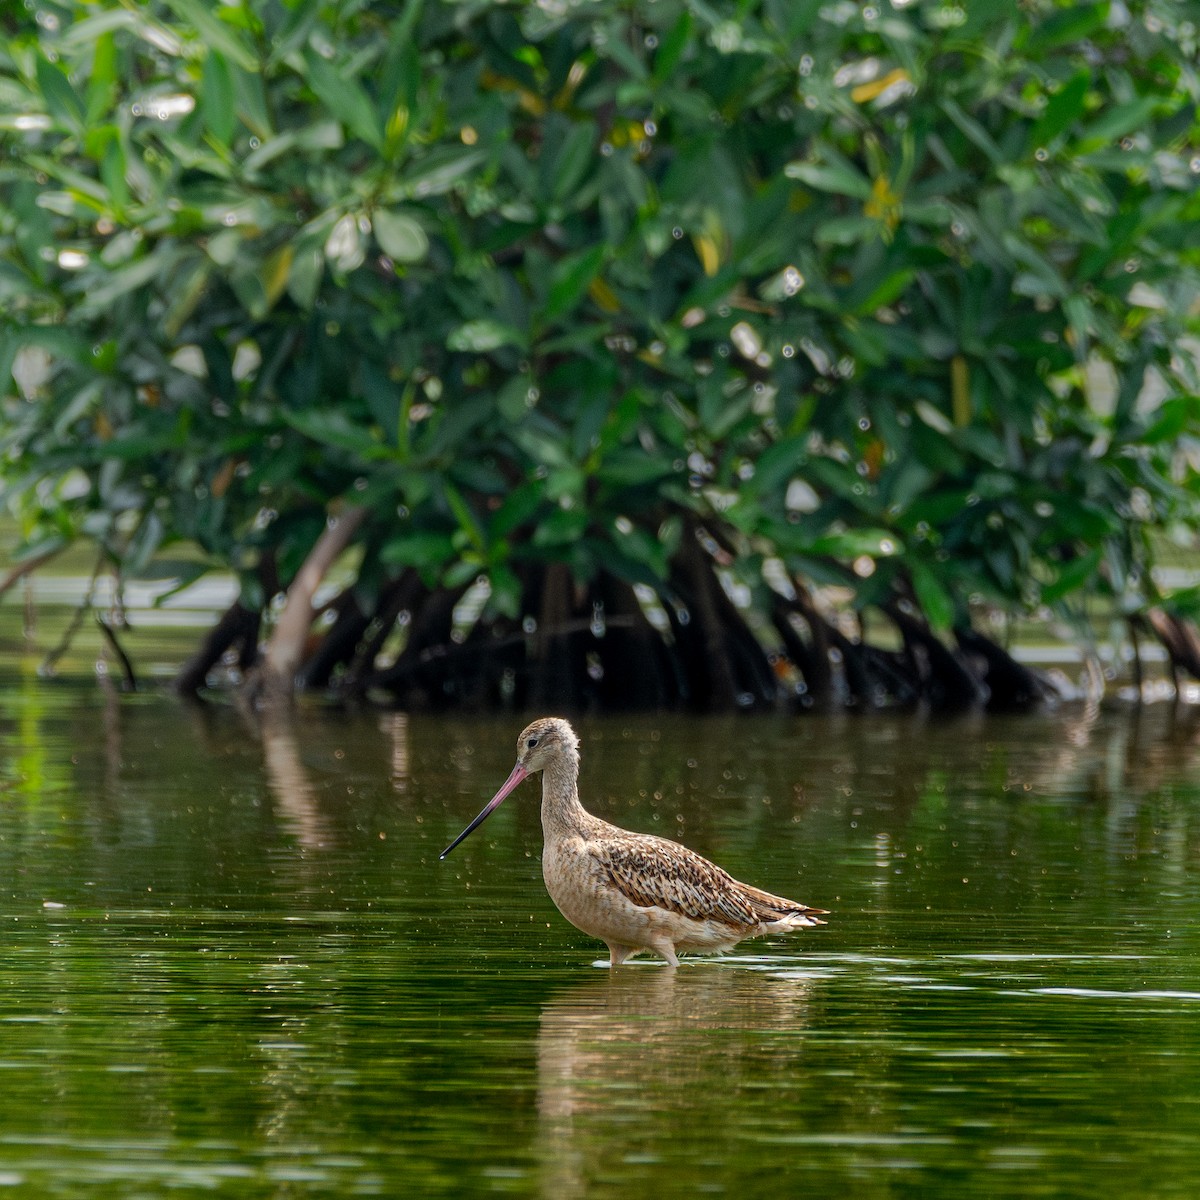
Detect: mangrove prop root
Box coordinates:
(174, 601, 262, 695)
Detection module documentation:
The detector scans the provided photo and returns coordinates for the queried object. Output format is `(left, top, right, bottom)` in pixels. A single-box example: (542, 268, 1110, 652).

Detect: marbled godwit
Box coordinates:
(440, 717, 827, 966)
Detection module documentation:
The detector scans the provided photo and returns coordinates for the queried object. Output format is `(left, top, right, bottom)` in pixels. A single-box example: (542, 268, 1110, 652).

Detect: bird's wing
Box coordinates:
(590, 834, 761, 928)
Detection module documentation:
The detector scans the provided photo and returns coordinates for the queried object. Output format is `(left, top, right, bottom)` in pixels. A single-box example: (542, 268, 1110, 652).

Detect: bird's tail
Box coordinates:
(741, 883, 828, 926)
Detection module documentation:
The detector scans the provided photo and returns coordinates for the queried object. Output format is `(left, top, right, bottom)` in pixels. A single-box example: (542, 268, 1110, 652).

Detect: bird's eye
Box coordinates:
(526, 736, 539, 749)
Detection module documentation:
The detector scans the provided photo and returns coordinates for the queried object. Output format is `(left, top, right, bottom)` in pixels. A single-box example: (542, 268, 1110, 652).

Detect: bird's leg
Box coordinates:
(606, 942, 638, 967)
(649, 940, 680, 968)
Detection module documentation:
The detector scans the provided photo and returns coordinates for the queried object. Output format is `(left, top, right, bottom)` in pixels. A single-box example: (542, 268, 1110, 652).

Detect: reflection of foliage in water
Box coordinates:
(0, 682, 1199, 1193)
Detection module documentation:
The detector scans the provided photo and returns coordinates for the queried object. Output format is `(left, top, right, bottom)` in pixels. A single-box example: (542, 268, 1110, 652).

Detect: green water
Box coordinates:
(1, 671, 1199, 1197)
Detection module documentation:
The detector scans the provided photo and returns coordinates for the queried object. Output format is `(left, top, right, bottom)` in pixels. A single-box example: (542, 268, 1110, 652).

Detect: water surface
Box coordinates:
(1, 673, 1199, 1197)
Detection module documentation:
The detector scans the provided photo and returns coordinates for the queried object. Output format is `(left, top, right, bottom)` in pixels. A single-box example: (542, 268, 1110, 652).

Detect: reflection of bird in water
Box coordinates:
(441, 717, 826, 965)
(539, 969, 811, 1098)
(537, 969, 812, 1197)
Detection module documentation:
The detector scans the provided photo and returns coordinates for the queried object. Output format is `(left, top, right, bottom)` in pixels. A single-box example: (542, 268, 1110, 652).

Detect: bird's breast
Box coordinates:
(541, 836, 650, 944)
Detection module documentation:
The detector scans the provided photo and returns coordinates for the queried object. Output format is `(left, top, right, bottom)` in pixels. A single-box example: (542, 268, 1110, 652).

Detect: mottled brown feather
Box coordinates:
(594, 833, 822, 929)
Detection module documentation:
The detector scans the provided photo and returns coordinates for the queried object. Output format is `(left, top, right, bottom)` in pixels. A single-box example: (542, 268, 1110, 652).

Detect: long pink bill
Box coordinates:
(439, 763, 529, 859)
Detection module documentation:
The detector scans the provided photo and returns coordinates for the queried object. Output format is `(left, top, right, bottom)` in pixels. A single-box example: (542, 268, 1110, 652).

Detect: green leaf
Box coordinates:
(443, 559, 481, 588)
(532, 506, 589, 546)
(510, 424, 572, 470)
(804, 457, 869, 504)
(785, 158, 872, 199)
(611, 520, 669, 577)
(546, 465, 586, 503)
(380, 530, 456, 569)
(162, 258, 209, 336)
(76, 253, 177, 315)
(404, 148, 486, 196)
(882, 458, 935, 514)
(36, 58, 85, 131)
(125, 511, 166, 577)
(807, 529, 902, 559)
(486, 562, 522, 619)
(595, 449, 675, 487)
(1041, 549, 1102, 604)
(1004, 234, 1067, 298)
(544, 245, 605, 322)
(162, 0, 258, 69)
(598, 27, 648, 79)
(281, 409, 383, 456)
(447, 320, 525, 353)
(905, 488, 972, 527)
(100, 137, 129, 210)
(284, 239, 323, 309)
(96, 430, 186, 460)
(442, 480, 485, 552)
(141, 561, 211, 602)
(743, 438, 806, 497)
(373, 209, 429, 263)
(201, 51, 237, 147)
(1076, 96, 1159, 151)
(849, 268, 916, 315)
(1047, 498, 1114, 543)
(699, 385, 752, 440)
(304, 52, 382, 150)
(1020, 5, 1107, 53)
(1029, 71, 1089, 151)
(910, 561, 956, 630)
(86, 32, 118, 125)
(814, 216, 878, 246)
(653, 10, 693, 81)
(549, 122, 596, 204)
(9, 533, 69, 564)
(490, 483, 543, 540)
(497, 376, 535, 423)
(940, 98, 1004, 164)
(1163, 585, 1200, 621)
(1137, 396, 1200, 445)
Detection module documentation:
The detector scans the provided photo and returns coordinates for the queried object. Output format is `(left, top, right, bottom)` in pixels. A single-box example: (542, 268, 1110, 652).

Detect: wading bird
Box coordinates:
(441, 717, 827, 966)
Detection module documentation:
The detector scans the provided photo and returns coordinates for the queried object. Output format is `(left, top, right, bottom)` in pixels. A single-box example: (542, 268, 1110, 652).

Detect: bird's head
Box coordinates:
(439, 717, 579, 859)
(513, 716, 579, 774)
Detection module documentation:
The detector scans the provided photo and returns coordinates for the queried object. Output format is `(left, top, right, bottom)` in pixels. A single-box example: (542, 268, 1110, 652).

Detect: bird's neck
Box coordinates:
(539, 754, 589, 840)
